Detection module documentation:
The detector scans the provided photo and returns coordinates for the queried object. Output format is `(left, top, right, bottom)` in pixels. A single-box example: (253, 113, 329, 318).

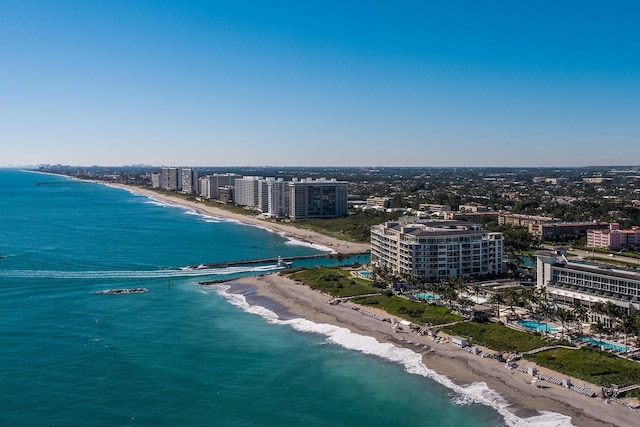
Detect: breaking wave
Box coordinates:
(213, 284, 576, 427)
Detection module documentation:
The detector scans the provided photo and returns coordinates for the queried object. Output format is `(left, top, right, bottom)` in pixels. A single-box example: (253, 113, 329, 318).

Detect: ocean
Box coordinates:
(0, 169, 569, 426)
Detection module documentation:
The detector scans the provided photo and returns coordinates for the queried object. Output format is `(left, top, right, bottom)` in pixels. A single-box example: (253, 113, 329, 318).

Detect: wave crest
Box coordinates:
(213, 284, 576, 427)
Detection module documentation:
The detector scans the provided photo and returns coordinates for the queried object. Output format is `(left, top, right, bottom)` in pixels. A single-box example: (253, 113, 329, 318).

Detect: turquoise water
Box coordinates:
(413, 292, 440, 301)
(578, 336, 628, 352)
(519, 256, 535, 268)
(0, 169, 572, 426)
(517, 320, 558, 333)
(359, 271, 372, 277)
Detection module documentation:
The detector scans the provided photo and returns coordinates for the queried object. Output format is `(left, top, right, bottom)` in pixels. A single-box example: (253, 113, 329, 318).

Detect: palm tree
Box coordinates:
(440, 277, 462, 308)
(504, 287, 521, 318)
(593, 320, 607, 349)
(534, 285, 552, 321)
(520, 286, 539, 313)
(590, 301, 607, 324)
(571, 301, 589, 336)
(489, 292, 506, 321)
(470, 283, 483, 304)
(555, 307, 574, 341)
(618, 314, 637, 350)
(457, 296, 476, 318)
(604, 301, 623, 337)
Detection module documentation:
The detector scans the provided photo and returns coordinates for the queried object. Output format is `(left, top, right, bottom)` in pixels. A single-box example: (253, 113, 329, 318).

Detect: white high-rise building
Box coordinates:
(234, 176, 261, 208)
(151, 172, 160, 188)
(258, 178, 274, 213)
(266, 178, 288, 218)
(198, 176, 211, 198)
(371, 220, 504, 283)
(180, 168, 198, 194)
(198, 174, 241, 199)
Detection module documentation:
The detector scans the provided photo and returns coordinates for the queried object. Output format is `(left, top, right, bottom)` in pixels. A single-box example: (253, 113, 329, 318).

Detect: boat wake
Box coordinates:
(212, 284, 575, 427)
(0, 264, 282, 280)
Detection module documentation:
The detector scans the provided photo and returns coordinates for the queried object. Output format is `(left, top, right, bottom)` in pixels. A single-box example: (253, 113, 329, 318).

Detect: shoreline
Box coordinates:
(108, 183, 370, 255)
(74, 177, 637, 424)
(222, 273, 639, 427)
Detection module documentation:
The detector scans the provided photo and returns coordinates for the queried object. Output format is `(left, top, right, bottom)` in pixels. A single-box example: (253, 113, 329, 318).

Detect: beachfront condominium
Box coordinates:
(370, 219, 505, 283)
(288, 178, 348, 220)
(234, 176, 261, 208)
(536, 252, 640, 323)
(180, 168, 198, 194)
(159, 167, 180, 191)
(151, 172, 160, 189)
(199, 173, 241, 199)
(262, 178, 289, 218)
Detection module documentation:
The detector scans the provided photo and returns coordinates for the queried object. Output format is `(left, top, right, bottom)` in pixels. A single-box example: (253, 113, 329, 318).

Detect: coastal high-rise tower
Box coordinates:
(288, 178, 348, 220)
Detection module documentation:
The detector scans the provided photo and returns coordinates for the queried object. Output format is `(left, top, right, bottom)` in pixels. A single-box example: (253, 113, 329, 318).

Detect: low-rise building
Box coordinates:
(444, 211, 502, 222)
(587, 223, 640, 250)
(419, 203, 451, 213)
(367, 197, 392, 208)
(530, 221, 609, 241)
(537, 253, 640, 321)
(499, 213, 556, 228)
(218, 186, 234, 204)
(459, 203, 491, 213)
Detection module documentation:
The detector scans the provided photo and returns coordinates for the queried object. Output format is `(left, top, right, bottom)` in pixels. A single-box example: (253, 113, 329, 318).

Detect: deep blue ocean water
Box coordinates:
(0, 170, 570, 426)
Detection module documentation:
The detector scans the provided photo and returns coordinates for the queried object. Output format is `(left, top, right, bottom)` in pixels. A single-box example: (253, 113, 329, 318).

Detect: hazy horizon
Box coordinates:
(2, 1, 639, 167)
(9, 163, 640, 170)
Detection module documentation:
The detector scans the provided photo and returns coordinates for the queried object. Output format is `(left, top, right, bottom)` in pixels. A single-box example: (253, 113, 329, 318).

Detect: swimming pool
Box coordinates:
(517, 320, 557, 333)
(519, 256, 535, 268)
(359, 271, 371, 278)
(578, 336, 628, 352)
(413, 292, 440, 301)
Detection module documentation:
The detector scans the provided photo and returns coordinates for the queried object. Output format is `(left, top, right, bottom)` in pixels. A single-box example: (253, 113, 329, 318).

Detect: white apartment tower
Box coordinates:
(151, 172, 160, 188)
(371, 220, 504, 283)
(234, 176, 261, 208)
(266, 178, 289, 218)
(180, 168, 198, 194)
(198, 173, 241, 199)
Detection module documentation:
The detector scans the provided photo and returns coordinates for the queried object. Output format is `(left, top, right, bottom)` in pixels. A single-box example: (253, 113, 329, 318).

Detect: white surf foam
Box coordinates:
(213, 285, 576, 427)
(110, 187, 338, 255)
(0, 264, 283, 280)
(144, 198, 176, 208)
(282, 235, 335, 253)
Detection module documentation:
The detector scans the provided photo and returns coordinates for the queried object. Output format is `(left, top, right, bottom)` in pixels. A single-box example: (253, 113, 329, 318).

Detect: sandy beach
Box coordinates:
(226, 273, 640, 427)
(109, 184, 370, 255)
(109, 182, 638, 425)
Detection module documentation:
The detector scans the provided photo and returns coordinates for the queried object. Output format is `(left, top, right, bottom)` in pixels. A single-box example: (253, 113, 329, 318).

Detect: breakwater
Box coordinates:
(188, 252, 368, 270)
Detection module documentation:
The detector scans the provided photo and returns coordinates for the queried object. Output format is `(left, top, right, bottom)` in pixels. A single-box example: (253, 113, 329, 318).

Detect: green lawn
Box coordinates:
(292, 210, 403, 243)
(351, 295, 462, 326)
(443, 322, 557, 353)
(289, 267, 379, 297)
(526, 347, 640, 388)
(338, 269, 377, 286)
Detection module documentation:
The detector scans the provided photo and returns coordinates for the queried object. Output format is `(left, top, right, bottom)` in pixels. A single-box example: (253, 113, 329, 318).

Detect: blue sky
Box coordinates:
(1, 0, 639, 167)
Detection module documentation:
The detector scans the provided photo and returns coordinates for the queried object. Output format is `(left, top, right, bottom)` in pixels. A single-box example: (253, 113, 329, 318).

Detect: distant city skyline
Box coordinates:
(1, 1, 639, 168)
